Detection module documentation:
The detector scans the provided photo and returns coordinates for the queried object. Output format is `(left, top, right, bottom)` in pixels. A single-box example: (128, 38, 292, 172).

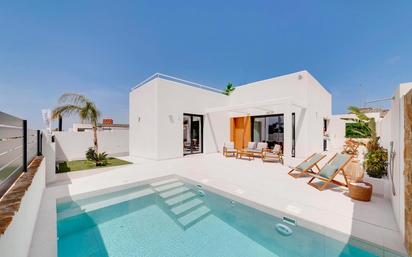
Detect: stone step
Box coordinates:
(165, 192, 196, 206)
(171, 198, 203, 216)
(159, 186, 190, 199)
(153, 182, 184, 192)
(57, 188, 155, 220)
(150, 178, 179, 187)
(178, 206, 210, 228)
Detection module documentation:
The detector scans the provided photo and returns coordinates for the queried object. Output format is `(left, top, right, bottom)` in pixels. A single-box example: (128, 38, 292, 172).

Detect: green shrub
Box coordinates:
(365, 147, 388, 178)
(85, 147, 108, 166)
(345, 122, 371, 138)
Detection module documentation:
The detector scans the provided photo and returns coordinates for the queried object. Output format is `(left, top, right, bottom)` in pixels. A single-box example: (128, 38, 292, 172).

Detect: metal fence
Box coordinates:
(0, 111, 42, 196)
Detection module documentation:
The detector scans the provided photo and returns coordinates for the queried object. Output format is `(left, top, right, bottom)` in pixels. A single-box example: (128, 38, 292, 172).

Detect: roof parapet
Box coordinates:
(131, 73, 225, 94)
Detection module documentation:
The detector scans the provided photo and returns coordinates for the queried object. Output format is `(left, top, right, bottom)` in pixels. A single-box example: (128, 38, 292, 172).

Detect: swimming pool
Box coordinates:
(57, 178, 405, 257)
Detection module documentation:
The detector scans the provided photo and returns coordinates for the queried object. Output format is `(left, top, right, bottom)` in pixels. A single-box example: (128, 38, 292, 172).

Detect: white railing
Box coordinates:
(131, 73, 225, 94)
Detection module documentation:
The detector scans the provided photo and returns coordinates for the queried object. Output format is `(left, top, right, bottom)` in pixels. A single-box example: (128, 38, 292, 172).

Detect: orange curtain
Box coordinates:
(230, 116, 251, 150)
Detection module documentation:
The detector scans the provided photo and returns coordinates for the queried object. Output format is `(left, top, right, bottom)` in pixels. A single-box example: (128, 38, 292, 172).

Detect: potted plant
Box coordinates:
(224, 83, 235, 95)
(363, 136, 389, 197)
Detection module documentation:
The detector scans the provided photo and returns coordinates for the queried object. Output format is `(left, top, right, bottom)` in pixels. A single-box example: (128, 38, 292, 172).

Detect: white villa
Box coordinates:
(0, 72, 411, 257)
(129, 71, 331, 160)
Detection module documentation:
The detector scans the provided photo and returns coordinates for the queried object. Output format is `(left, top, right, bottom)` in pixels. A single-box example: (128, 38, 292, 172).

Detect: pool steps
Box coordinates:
(165, 192, 197, 206)
(153, 181, 184, 192)
(171, 198, 203, 215)
(159, 186, 190, 198)
(178, 206, 210, 227)
(57, 187, 155, 220)
(150, 178, 180, 187)
(151, 179, 210, 229)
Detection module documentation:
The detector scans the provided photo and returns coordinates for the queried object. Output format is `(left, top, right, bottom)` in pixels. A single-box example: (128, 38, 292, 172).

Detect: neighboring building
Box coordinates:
(129, 71, 332, 160)
(71, 119, 129, 132)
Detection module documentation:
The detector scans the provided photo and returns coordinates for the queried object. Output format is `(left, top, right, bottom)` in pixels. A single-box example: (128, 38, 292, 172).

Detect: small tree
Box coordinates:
(52, 93, 104, 165)
(224, 83, 235, 95)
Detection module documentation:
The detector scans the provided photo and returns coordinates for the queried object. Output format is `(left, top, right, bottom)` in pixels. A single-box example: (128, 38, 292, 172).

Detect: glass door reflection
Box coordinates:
(183, 114, 203, 155)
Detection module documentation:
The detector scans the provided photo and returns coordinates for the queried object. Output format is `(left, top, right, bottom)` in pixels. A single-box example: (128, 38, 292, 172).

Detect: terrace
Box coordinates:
(0, 78, 411, 257)
(29, 153, 407, 256)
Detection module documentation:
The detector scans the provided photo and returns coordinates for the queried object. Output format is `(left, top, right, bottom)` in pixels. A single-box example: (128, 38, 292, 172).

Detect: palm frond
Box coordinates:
(58, 93, 89, 106)
(348, 106, 369, 121)
(52, 105, 82, 119)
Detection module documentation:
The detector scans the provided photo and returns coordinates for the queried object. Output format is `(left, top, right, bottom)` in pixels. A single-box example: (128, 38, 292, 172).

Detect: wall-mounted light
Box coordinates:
(168, 115, 174, 123)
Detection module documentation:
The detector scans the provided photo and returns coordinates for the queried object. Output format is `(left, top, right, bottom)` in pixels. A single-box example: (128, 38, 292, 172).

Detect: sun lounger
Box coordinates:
(288, 153, 326, 178)
(307, 153, 353, 191)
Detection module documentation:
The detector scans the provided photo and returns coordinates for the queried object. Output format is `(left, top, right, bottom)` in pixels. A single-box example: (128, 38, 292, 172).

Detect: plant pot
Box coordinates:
(363, 174, 390, 198)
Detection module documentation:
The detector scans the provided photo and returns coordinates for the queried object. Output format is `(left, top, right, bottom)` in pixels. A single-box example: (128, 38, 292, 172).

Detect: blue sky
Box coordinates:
(0, 1, 411, 129)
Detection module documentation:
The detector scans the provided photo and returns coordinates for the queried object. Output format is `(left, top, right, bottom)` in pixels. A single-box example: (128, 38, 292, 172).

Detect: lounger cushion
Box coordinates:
(296, 153, 324, 171)
(247, 142, 256, 149)
(256, 142, 268, 150)
(296, 161, 313, 171)
(224, 142, 235, 149)
(319, 165, 339, 178)
(331, 154, 351, 167)
(273, 144, 282, 154)
(317, 153, 351, 178)
(264, 152, 281, 159)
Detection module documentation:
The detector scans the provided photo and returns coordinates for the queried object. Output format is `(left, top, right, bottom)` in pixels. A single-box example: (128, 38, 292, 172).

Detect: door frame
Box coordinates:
(250, 114, 285, 149)
(183, 113, 204, 155)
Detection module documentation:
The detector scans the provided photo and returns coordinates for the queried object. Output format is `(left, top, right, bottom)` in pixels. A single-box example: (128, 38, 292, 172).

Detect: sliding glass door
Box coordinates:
(251, 114, 284, 149)
(183, 114, 203, 155)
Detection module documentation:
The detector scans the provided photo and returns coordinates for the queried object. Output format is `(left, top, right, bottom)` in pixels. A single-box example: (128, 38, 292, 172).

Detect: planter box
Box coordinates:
(363, 174, 391, 199)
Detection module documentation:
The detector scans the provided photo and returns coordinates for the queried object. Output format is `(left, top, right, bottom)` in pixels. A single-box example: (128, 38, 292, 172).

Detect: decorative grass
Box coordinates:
(57, 157, 131, 173)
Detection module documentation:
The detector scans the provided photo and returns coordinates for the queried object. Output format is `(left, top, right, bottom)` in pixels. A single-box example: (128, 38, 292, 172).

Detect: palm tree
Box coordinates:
(52, 93, 101, 153)
(341, 106, 375, 138)
(224, 82, 235, 95)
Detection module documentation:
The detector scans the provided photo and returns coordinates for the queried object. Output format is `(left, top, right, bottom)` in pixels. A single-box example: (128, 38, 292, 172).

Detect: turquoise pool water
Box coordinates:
(57, 179, 403, 257)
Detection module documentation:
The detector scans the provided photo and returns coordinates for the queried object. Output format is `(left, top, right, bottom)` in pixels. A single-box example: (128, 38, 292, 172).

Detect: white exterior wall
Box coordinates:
(129, 79, 158, 159)
(129, 71, 331, 160)
(54, 130, 129, 162)
(378, 83, 412, 237)
(231, 71, 330, 158)
(305, 73, 332, 156)
(156, 78, 229, 159)
(0, 159, 45, 257)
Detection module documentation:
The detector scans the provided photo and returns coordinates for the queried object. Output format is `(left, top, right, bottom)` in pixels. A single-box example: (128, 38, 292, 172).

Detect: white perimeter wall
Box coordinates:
(378, 83, 412, 237)
(0, 159, 45, 257)
(42, 133, 56, 184)
(328, 112, 381, 152)
(54, 130, 129, 162)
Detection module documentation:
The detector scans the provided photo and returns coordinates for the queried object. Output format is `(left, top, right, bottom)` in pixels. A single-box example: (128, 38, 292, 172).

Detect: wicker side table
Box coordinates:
(348, 181, 373, 202)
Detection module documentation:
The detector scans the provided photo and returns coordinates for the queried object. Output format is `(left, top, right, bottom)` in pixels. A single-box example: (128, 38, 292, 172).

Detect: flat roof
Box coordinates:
(131, 73, 225, 94)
